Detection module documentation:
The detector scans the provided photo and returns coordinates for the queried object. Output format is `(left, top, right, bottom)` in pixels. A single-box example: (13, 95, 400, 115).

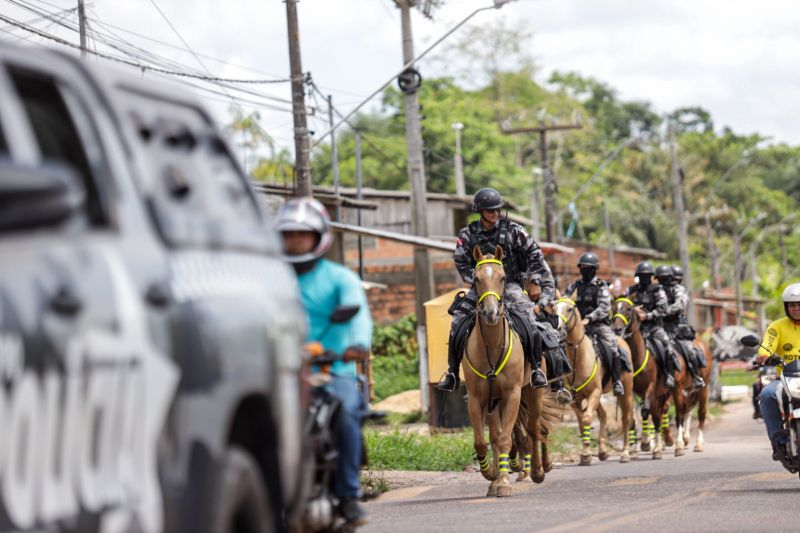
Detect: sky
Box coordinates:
(3, 0, 800, 155)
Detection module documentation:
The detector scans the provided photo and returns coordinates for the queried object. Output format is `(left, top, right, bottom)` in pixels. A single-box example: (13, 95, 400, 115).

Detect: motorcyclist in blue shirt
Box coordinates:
(277, 197, 372, 527)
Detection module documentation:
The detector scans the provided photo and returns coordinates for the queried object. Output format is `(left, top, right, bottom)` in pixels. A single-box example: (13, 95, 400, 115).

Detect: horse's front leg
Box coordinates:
(490, 387, 522, 497)
(467, 388, 494, 482)
(651, 396, 664, 460)
(526, 387, 546, 483)
(619, 378, 634, 463)
(695, 387, 708, 452)
(578, 390, 601, 466)
(596, 401, 609, 462)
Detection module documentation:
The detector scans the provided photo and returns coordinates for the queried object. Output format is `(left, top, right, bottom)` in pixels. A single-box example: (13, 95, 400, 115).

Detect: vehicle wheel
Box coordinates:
(211, 446, 276, 533)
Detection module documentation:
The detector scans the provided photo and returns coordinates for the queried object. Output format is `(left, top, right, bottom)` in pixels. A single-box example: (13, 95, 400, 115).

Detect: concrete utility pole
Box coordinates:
(78, 0, 87, 59)
(669, 123, 695, 324)
(396, 0, 434, 414)
(452, 122, 466, 196)
(705, 211, 721, 291)
(285, 0, 312, 197)
(530, 167, 543, 241)
(502, 121, 582, 244)
(355, 130, 365, 280)
(603, 200, 616, 273)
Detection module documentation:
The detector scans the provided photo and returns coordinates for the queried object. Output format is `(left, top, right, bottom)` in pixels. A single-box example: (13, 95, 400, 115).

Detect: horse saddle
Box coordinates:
(673, 338, 706, 369)
(645, 334, 669, 371)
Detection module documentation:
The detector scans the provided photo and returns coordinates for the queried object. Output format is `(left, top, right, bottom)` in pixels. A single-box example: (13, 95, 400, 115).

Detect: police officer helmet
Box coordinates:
(276, 197, 333, 264)
(781, 282, 800, 319)
(577, 252, 600, 269)
(655, 265, 673, 283)
(635, 261, 654, 277)
(672, 265, 684, 282)
(472, 188, 504, 213)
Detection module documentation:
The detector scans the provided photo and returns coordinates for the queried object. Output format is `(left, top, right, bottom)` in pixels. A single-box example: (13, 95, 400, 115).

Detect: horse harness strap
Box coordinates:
(569, 357, 599, 393)
(613, 313, 629, 325)
(465, 322, 514, 380)
(632, 348, 650, 377)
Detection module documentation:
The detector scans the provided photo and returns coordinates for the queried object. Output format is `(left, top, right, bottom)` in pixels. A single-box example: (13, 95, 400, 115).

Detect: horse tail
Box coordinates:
(537, 389, 567, 443)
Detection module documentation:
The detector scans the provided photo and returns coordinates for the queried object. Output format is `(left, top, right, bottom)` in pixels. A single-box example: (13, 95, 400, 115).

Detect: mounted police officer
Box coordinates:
(659, 265, 705, 389)
(437, 188, 554, 392)
(565, 252, 627, 397)
(625, 261, 678, 389)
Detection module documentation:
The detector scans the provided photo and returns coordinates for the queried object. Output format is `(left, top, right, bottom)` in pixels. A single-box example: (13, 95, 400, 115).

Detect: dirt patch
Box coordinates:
(372, 390, 421, 414)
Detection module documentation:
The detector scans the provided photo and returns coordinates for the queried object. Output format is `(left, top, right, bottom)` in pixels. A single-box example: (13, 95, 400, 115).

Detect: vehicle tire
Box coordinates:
(211, 446, 276, 533)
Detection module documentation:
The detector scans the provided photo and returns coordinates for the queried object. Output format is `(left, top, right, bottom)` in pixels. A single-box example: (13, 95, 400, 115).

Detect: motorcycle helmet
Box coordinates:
(782, 282, 800, 319)
(672, 265, 684, 282)
(276, 197, 333, 264)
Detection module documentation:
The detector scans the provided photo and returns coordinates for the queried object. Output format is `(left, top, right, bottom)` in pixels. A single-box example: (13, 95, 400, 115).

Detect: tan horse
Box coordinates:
(610, 297, 674, 459)
(511, 378, 563, 483)
(553, 297, 634, 465)
(463, 245, 525, 497)
(672, 337, 713, 455)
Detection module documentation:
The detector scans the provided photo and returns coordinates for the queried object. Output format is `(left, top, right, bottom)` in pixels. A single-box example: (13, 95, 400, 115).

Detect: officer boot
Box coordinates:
(612, 354, 624, 397)
(546, 348, 570, 397)
(530, 355, 547, 389)
(663, 351, 676, 389)
(687, 353, 705, 389)
(437, 330, 462, 392)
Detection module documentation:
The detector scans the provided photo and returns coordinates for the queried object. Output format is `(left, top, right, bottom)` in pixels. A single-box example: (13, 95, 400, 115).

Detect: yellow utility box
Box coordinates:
(424, 288, 465, 383)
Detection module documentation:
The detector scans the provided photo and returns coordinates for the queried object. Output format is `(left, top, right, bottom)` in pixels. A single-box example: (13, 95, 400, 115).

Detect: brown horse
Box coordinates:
(463, 245, 525, 497)
(611, 297, 674, 459)
(553, 297, 634, 465)
(672, 337, 713, 455)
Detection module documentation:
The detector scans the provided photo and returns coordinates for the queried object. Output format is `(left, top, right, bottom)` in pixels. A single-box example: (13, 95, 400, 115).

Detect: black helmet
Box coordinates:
(672, 265, 684, 281)
(656, 265, 673, 283)
(472, 188, 504, 213)
(635, 261, 654, 276)
(577, 252, 600, 268)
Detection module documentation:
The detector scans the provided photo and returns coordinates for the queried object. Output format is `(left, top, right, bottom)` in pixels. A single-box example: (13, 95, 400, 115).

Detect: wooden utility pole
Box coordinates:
(78, 0, 87, 59)
(669, 124, 695, 324)
(502, 122, 582, 244)
(452, 122, 466, 196)
(705, 211, 721, 291)
(285, 0, 312, 196)
(603, 200, 616, 273)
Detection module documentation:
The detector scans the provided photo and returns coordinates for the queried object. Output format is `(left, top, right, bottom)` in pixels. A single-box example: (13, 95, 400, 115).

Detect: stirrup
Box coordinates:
(436, 371, 458, 392)
(530, 369, 547, 388)
(613, 380, 624, 397)
(664, 375, 676, 389)
(693, 376, 706, 389)
(555, 388, 573, 405)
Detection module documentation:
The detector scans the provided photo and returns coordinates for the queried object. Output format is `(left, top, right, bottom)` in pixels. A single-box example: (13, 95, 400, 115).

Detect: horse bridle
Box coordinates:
(613, 297, 639, 341)
(467, 258, 511, 381)
(555, 297, 584, 350)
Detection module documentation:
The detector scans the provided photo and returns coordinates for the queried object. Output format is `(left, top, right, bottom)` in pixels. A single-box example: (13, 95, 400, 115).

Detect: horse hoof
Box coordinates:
(640, 442, 651, 452)
(516, 472, 528, 482)
(599, 451, 609, 462)
(532, 469, 545, 483)
(675, 447, 685, 457)
(664, 437, 674, 447)
(630, 449, 639, 458)
(653, 450, 662, 460)
(486, 484, 497, 497)
(579, 455, 592, 466)
(683, 437, 689, 447)
(694, 445, 704, 453)
(620, 454, 631, 464)
(496, 484, 513, 498)
(543, 462, 553, 473)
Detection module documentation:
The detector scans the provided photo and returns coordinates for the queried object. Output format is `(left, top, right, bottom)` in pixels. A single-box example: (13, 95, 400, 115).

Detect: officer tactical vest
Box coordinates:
(471, 220, 521, 283)
(662, 284, 679, 324)
(633, 284, 660, 313)
(576, 281, 600, 318)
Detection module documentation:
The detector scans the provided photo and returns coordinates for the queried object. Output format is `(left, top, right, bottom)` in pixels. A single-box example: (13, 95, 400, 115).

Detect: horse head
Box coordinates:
(553, 295, 581, 341)
(473, 244, 505, 326)
(612, 297, 636, 335)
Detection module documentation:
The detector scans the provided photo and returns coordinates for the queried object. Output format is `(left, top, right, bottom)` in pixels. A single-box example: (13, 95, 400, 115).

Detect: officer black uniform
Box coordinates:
(625, 262, 678, 389)
(660, 265, 705, 389)
(437, 188, 554, 392)
(565, 252, 627, 396)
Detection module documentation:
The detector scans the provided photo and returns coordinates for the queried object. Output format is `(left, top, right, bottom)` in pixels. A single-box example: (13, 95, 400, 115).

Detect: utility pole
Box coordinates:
(452, 122, 466, 196)
(355, 130, 365, 280)
(396, 0, 434, 415)
(78, 0, 87, 59)
(704, 211, 720, 291)
(530, 167, 542, 241)
(669, 123, 695, 324)
(779, 228, 789, 282)
(603, 200, 615, 274)
(734, 226, 743, 324)
(502, 121, 582, 244)
(285, 0, 312, 197)
(327, 94, 345, 259)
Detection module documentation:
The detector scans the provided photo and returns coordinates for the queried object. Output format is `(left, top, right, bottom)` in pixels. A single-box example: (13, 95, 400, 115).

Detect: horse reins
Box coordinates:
(614, 297, 650, 378)
(556, 297, 598, 396)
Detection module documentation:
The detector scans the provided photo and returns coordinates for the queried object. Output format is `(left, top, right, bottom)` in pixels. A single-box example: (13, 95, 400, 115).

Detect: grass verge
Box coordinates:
(719, 368, 755, 387)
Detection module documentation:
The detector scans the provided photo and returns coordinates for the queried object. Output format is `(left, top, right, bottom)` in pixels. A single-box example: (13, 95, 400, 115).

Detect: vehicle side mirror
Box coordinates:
(0, 161, 84, 232)
(330, 305, 360, 324)
(740, 334, 761, 348)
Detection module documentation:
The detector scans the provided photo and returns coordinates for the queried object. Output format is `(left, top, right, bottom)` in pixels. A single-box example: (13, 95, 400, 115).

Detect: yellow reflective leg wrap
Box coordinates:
(660, 417, 669, 432)
(524, 453, 532, 473)
(511, 456, 520, 469)
(478, 456, 490, 472)
(628, 428, 637, 445)
(581, 425, 592, 444)
(498, 453, 510, 474)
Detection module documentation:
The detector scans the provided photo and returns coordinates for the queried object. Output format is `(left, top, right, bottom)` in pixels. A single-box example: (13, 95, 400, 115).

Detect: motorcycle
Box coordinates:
(300, 305, 383, 532)
(751, 364, 778, 419)
(741, 334, 800, 474)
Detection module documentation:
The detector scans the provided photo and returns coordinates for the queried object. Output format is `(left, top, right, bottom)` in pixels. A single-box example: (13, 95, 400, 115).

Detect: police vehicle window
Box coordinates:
(7, 66, 107, 226)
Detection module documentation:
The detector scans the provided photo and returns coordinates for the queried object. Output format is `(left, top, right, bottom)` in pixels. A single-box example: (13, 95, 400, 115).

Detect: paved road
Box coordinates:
(364, 399, 799, 532)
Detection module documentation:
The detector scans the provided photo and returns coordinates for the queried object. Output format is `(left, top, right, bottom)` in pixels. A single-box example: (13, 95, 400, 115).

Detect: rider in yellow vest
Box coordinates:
(757, 282, 800, 461)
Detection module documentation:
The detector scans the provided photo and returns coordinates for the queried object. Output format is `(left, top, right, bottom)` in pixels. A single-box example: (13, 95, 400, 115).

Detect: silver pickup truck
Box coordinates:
(0, 41, 306, 533)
